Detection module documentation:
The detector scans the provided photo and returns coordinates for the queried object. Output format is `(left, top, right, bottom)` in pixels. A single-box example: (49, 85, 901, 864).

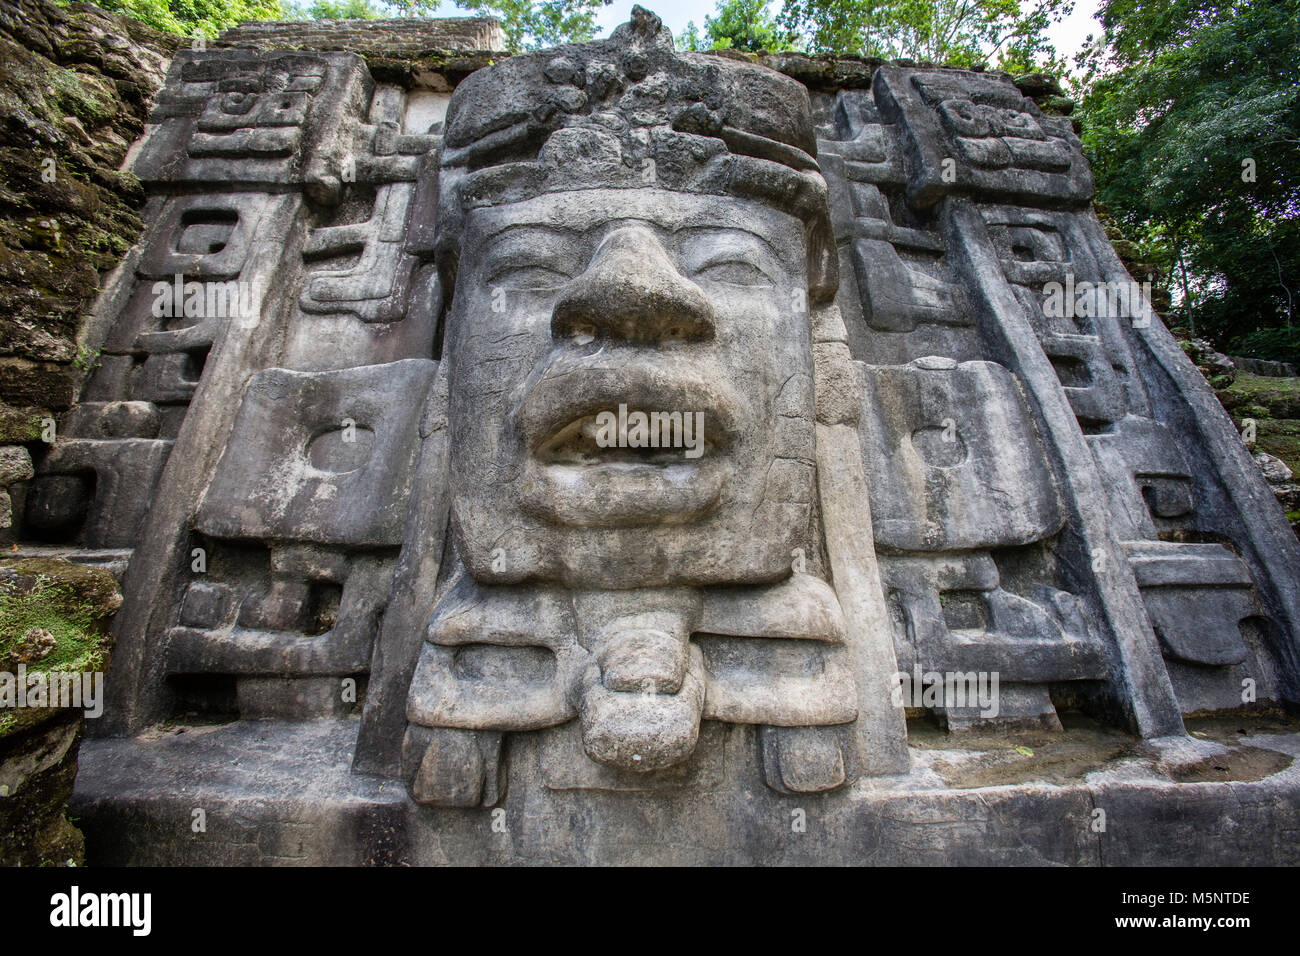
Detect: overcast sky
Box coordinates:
(583, 0, 1105, 73)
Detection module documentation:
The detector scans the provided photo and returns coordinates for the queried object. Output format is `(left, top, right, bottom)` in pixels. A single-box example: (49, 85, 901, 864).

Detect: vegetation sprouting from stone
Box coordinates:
(0, 575, 107, 677)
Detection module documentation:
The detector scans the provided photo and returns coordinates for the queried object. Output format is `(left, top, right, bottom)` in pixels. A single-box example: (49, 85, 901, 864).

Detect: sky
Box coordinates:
(584, 0, 1105, 74)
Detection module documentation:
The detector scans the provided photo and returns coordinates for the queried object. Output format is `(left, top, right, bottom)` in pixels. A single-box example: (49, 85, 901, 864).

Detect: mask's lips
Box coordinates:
(515, 356, 744, 527)
(517, 357, 742, 460)
(536, 415, 710, 466)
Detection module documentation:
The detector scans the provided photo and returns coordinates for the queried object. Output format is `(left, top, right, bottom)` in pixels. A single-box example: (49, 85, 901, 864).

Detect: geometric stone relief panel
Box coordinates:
(196, 358, 437, 547)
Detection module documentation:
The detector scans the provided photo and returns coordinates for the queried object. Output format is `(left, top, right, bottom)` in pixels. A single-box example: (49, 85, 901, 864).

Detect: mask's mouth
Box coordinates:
(516, 357, 742, 526)
(534, 411, 720, 466)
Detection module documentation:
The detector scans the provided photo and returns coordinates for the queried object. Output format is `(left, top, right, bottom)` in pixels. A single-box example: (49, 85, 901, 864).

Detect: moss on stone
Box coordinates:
(0, 0, 174, 418)
(0, 561, 119, 688)
(46, 63, 118, 127)
(0, 406, 47, 443)
(1256, 420, 1300, 479)
(0, 555, 119, 867)
(1222, 373, 1300, 419)
(1216, 373, 1300, 479)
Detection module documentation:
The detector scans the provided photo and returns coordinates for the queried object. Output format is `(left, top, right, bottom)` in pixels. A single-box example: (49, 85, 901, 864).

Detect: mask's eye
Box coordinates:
(568, 322, 597, 345)
(486, 265, 571, 292)
(694, 260, 774, 287)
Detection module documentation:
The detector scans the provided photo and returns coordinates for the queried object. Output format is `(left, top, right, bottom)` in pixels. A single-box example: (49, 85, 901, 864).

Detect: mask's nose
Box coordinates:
(551, 225, 716, 345)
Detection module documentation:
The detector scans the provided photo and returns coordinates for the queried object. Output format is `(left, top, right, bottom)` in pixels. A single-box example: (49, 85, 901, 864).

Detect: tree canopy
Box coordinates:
(1075, 0, 1300, 359)
(775, 0, 1071, 70)
(680, 0, 796, 53)
(96, 0, 288, 37)
(456, 0, 613, 51)
(96, 0, 612, 50)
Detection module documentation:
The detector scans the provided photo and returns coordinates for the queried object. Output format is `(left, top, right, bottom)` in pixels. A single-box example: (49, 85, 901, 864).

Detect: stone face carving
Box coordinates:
(391, 11, 890, 800)
(444, 190, 815, 588)
(36, 7, 1300, 831)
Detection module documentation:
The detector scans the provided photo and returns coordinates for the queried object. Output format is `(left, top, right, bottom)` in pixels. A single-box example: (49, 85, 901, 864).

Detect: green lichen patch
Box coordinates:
(1216, 373, 1300, 478)
(0, 570, 112, 678)
(0, 404, 48, 443)
(1220, 373, 1300, 420)
(0, 560, 118, 743)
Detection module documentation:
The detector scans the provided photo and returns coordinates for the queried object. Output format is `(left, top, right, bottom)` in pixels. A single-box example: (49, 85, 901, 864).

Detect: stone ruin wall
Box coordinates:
(2, 4, 1298, 825)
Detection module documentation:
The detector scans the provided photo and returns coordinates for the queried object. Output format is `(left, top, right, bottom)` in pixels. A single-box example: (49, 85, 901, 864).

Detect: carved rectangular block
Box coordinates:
(196, 359, 436, 546)
(133, 51, 372, 194)
(858, 358, 1065, 551)
(874, 67, 1093, 209)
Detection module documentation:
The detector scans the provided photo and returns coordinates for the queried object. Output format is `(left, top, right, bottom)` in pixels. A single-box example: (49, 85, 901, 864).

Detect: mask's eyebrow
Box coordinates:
(477, 220, 583, 245)
(478, 224, 585, 278)
(676, 227, 784, 275)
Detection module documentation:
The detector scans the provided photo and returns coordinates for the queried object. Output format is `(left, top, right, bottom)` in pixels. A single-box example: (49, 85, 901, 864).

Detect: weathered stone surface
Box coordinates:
(5, 6, 1297, 864)
(70, 714, 1300, 865)
(1232, 355, 1297, 378)
(0, 0, 178, 435)
(197, 360, 436, 547)
(1180, 335, 1237, 386)
(0, 446, 34, 531)
(1256, 451, 1294, 484)
(216, 16, 506, 91)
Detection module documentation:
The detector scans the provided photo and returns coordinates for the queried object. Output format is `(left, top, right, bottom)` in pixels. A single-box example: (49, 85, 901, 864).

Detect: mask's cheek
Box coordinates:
(717, 291, 809, 411)
(450, 302, 550, 400)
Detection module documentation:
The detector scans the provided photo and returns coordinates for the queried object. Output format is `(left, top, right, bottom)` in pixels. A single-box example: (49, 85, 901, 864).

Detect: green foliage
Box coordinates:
(373, 0, 442, 12)
(72, 345, 101, 371)
(283, 0, 445, 19)
(292, 0, 616, 52)
(459, 0, 614, 52)
(776, 0, 1070, 69)
(99, 0, 610, 49)
(96, 0, 291, 37)
(1228, 328, 1300, 367)
(689, 0, 796, 54)
(287, 0, 385, 17)
(1076, 0, 1300, 356)
(678, 19, 703, 51)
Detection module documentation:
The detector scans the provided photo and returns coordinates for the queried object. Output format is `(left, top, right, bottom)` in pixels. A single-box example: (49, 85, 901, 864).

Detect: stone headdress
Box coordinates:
(424, 6, 838, 301)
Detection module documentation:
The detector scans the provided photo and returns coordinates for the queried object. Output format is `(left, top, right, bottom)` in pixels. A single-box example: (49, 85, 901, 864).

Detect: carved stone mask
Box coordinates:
(445, 186, 815, 589)
(402, 7, 856, 791)
(429, 9, 836, 590)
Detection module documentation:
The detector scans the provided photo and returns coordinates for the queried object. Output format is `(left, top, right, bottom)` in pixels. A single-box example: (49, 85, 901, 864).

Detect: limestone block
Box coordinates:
(874, 66, 1093, 209)
(881, 552, 1107, 684)
(858, 358, 1065, 551)
(196, 358, 436, 547)
(133, 50, 372, 197)
(1126, 541, 1255, 667)
(0, 445, 34, 486)
(24, 438, 171, 547)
